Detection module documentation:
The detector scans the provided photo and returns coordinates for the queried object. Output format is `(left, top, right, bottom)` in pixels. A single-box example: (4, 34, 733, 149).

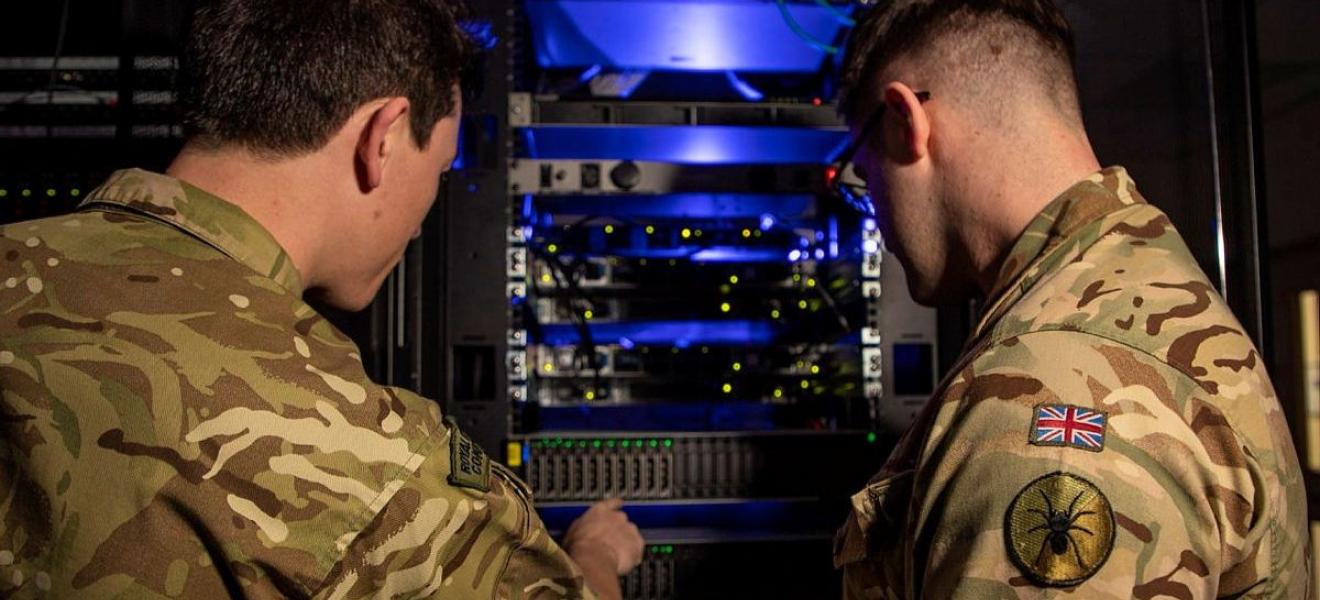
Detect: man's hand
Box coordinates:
(563, 498, 644, 599)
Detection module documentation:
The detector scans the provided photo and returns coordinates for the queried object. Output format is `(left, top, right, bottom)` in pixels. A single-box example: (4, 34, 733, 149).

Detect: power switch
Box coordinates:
(581, 163, 601, 189)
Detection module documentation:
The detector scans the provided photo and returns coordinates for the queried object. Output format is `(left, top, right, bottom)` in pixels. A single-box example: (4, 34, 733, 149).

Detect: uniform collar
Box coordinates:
(79, 168, 304, 295)
(976, 166, 1146, 337)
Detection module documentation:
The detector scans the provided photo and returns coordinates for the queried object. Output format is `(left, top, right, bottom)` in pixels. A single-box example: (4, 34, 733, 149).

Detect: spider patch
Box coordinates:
(1004, 472, 1115, 587)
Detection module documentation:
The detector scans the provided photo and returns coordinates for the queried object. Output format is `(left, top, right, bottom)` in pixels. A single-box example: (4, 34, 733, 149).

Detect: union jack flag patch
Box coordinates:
(1029, 404, 1108, 452)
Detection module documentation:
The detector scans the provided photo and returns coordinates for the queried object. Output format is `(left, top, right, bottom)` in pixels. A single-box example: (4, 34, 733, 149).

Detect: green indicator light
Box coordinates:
(621, 440, 631, 448)
(663, 439, 673, 448)
(606, 440, 616, 448)
(798, 300, 808, 310)
(792, 274, 802, 282)
(645, 225, 656, 235)
(866, 432, 878, 444)
(0, 189, 7, 198)
(45, 189, 56, 197)
(604, 225, 615, 234)
(577, 440, 587, 449)
(649, 439, 658, 448)
(732, 362, 742, 372)
(21, 189, 32, 198)
(70, 188, 80, 197)
(593, 440, 602, 449)
(771, 309, 781, 319)
(800, 380, 811, 390)
(729, 275, 739, 284)
(547, 243, 558, 253)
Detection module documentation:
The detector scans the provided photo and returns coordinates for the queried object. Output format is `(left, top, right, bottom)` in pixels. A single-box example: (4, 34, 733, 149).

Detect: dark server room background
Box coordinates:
(1, 1, 1317, 597)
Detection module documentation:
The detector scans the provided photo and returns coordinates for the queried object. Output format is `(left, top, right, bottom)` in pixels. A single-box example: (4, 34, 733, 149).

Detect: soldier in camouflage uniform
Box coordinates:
(833, 1, 1309, 597)
(0, 1, 642, 598)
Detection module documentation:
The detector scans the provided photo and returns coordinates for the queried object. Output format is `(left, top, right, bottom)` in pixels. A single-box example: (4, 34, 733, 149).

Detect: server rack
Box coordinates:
(437, 2, 938, 597)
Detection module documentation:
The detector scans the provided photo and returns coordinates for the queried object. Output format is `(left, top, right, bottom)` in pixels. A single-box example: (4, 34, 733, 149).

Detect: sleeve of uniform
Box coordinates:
(311, 389, 595, 600)
(910, 330, 1272, 598)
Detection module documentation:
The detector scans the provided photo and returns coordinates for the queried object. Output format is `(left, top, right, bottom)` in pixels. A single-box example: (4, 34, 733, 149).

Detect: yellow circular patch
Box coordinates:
(1004, 472, 1115, 587)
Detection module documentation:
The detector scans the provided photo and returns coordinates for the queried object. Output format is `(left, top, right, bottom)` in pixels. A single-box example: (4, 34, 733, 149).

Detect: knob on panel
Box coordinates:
(610, 161, 642, 190)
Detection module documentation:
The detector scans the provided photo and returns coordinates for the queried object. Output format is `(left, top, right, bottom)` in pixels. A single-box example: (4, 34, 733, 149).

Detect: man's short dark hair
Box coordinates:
(839, 0, 1079, 124)
(180, 0, 475, 156)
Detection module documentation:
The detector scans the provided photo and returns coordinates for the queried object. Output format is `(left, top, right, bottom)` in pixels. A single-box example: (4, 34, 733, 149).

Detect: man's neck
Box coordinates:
(166, 144, 332, 291)
(961, 133, 1102, 297)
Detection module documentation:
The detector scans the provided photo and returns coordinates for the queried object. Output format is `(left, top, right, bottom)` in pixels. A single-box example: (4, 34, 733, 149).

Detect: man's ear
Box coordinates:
(355, 97, 412, 191)
(881, 82, 931, 164)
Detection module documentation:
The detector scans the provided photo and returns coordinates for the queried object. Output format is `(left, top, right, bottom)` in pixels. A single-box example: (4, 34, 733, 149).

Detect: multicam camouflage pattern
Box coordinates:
(0, 169, 593, 599)
(835, 167, 1310, 598)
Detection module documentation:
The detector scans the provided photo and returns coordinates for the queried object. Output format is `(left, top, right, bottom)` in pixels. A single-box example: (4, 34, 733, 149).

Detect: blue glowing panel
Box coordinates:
(535, 320, 779, 346)
(536, 403, 776, 432)
(525, 0, 847, 72)
(521, 126, 848, 164)
(536, 194, 813, 220)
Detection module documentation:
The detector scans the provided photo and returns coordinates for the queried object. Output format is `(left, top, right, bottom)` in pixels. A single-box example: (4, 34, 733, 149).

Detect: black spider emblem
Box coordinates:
(1027, 489, 1096, 568)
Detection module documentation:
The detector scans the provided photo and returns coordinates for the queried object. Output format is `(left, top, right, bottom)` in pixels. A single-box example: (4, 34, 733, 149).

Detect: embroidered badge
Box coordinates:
(1004, 472, 1115, 587)
(446, 418, 491, 492)
(1030, 404, 1107, 452)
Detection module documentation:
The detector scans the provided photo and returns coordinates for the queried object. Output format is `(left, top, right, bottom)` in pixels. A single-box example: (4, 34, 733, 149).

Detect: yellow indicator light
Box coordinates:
(547, 244, 558, 253)
(806, 278, 817, 288)
(771, 309, 781, 319)
(543, 363, 554, 373)
(732, 362, 743, 372)
(811, 365, 821, 374)
(741, 229, 752, 238)
(798, 300, 808, 310)
(604, 225, 615, 234)
(541, 273, 552, 283)
(583, 310, 594, 320)
(645, 225, 656, 235)
(681, 228, 692, 239)
(506, 442, 524, 467)
(792, 274, 802, 282)
(773, 388, 784, 398)
(729, 275, 739, 284)
(585, 390, 596, 400)
(801, 380, 811, 389)
(722, 383, 733, 394)
(720, 302, 732, 313)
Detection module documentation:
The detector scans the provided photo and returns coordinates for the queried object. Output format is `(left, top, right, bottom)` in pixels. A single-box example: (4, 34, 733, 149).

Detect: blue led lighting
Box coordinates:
(520, 126, 848, 165)
(525, 0, 848, 73)
(759, 213, 777, 232)
(688, 247, 789, 263)
(534, 403, 776, 432)
(533, 194, 813, 220)
(538, 499, 846, 534)
(535, 320, 779, 347)
(724, 71, 765, 101)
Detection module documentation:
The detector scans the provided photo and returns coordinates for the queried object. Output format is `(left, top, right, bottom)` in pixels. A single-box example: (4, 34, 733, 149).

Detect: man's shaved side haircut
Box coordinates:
(839, 0, 1082, 128)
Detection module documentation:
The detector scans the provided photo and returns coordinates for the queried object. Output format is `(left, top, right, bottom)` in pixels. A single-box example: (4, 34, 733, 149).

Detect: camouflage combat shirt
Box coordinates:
(835, 167, 1309, 598)
(0, 169, 594, 599)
